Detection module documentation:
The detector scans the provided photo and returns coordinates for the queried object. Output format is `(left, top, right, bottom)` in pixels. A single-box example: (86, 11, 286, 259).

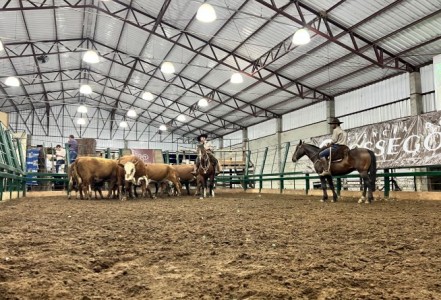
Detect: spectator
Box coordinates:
(67, 135, 78, 163)
(55, 145, 66, 173)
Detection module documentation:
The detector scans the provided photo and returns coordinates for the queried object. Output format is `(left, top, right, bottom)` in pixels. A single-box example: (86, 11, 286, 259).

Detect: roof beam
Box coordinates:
(254, 0, 416, 72)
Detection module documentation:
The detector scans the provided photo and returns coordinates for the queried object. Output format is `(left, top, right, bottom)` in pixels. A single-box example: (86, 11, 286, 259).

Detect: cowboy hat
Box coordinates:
(328, 117, 343, 125)
(196, 133, 208, 142)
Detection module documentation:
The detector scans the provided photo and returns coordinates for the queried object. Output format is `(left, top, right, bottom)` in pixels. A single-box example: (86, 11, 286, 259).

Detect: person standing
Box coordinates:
(67, 135, 78, 163)
(55, 145, 66, 173)
(318, 118, 348, 176)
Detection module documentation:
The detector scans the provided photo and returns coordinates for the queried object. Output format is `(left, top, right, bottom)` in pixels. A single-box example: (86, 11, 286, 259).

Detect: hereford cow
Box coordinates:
(171, 164, 196, 195)
(74, 157, 120, 200)
(121, 160, 182, 199)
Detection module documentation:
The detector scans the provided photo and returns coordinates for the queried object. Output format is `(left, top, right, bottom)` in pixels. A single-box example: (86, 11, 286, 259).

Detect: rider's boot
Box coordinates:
(319, 157, 331, 176)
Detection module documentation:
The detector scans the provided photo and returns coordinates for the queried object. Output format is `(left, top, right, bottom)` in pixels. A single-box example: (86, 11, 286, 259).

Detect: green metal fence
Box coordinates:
(0, 122, 26, 201)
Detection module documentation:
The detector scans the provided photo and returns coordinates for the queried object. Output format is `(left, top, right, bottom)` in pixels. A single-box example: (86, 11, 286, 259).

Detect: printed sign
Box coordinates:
(130, 149, 156, 163)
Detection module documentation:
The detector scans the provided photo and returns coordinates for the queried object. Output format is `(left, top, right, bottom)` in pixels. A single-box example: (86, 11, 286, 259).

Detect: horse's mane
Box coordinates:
(302, 142, 320, 150)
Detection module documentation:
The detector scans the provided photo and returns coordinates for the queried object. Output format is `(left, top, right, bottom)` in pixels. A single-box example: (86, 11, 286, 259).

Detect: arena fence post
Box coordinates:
(16, 138, 26, 198)
(259, 147, 268, 192)
(279, 142, 290, 193)
(164, 150, 170, 164)
(305, 173, 310, 194)
(105, 148, 111, 159)
(243, 150, 251, 191)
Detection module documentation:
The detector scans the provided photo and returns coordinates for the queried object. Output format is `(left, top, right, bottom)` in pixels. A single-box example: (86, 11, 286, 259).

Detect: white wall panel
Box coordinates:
(420, 64, 434, 93)
(223, 130, 243, 147)
(248, 119, 276, 140)
(282, 102, 327, 131)
(335, 73, 410, 116)
(340, 100, 411, 129)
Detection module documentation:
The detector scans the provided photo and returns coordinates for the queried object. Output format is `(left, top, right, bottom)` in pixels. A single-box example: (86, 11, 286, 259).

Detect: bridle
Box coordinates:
(198, 145, 211, 174)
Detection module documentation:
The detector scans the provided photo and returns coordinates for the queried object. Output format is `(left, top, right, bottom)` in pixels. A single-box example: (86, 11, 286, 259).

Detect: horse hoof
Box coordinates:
(199, 197, 203, 200)
(320, 199, 326, 202)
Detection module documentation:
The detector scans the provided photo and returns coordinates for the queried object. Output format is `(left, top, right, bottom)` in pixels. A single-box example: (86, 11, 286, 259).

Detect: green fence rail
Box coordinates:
(0, 122, 26, 201)
(216, 170, 441, 198)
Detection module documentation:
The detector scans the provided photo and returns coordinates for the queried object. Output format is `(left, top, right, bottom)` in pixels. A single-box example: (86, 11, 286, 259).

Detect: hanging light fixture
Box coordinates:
(127, 109, 137, 118)
(230, 72, 243, 84)
(79, 84, 92, 94)
(82, 50, 100, 64)
(292, 28, 311, 45)
(77, 105, 88, 113)
(142, 91, 154, 101)
(198, 98, 209, 107)
(159, 124, 167, 131)
(119, 121, 128, 128)
(160, 61, 175, 74)
(0, 40, 4, 51)
(77, 118, 86, 125)
(196, 3, 217, 23)
(5, 76, 20, 87)
(177, 114, 186, 122)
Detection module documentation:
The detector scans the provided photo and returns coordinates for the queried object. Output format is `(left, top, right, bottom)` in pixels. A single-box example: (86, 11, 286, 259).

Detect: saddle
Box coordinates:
(330, 145, 349, 162)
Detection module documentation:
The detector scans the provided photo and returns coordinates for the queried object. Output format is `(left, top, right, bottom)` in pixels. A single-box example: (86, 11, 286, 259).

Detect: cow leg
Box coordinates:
(185, 182, 190, 195)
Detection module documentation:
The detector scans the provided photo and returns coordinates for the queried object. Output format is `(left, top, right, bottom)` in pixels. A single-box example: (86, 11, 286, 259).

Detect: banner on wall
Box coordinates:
(311, 111, 441, 169)
(130, 149, 156, 163)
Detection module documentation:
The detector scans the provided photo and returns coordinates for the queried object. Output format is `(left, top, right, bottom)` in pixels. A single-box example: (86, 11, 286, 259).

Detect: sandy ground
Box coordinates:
(0, 193, 440, 299)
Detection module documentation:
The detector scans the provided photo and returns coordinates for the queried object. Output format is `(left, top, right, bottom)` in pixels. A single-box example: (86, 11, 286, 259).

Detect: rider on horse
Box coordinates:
(319, 118, 348, 176)
(192, 134, 222, 175)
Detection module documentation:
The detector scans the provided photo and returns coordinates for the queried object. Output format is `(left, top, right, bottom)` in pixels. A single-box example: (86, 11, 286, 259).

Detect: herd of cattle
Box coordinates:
(68, 155, 196, 200)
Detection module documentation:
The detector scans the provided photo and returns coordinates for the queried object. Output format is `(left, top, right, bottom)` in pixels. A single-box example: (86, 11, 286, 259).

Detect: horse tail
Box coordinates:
(368, 150, 377, 191)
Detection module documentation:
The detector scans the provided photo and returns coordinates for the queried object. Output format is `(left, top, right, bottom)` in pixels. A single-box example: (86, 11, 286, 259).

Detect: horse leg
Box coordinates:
(359, 172, 369, 204)
(319, 176, 328, 202)
(326, 176, 338, 202)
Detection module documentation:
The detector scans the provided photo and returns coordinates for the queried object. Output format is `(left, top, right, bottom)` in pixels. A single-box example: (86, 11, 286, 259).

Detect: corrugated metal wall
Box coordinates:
(248, 119, 277, 140)
(335, 73, 411, 129)
(282, 101, 328, 131)
(222, 130, 243, 147)
(420, 64, 436, 112)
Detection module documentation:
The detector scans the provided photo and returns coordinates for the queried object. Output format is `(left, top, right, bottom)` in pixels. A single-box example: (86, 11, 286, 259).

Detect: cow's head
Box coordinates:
(120, 161, 137, 184)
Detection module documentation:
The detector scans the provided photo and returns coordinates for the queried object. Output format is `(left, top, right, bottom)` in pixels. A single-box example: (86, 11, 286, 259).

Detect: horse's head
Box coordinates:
(292, 140, 306, 163)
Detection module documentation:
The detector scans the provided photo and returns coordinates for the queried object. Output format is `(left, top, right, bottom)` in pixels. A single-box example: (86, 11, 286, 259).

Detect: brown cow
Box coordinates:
(122, 161, 182, 199)
(75, 157, 120, 200)
(118, 155, 146, 200)
(171, 164, 196, 196)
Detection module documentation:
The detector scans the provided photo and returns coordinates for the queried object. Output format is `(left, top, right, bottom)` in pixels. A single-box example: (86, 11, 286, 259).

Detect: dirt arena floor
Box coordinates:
(0, 192, 440, 300)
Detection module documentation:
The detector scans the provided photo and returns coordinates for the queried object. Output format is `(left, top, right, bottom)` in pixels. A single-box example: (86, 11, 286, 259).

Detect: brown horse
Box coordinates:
(292, 140, 377, 203)
(196, 143, 215, 199)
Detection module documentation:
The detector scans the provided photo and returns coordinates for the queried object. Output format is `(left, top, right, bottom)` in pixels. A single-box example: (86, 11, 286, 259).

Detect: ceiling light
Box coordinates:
(160, 61, 175, 74)
(177, 114, 186, 122)
(79, 84, 92, 94)
(127, 109, 137, 118)
(82, 50, 100, 64)
(159, 124, 167, 131)
(198, 98, 209, 107)
(77, 105, 88, 113)
(77, 118, 86, 125)
(230, 72, 243, 84)
(4, 76, 20, 87)
(0, 40, 4, 51)
(119, 121, 128, 128)
(292, 28, 311, 45)
(196, 3, 217, 23)
(142, 91, 154, 101)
